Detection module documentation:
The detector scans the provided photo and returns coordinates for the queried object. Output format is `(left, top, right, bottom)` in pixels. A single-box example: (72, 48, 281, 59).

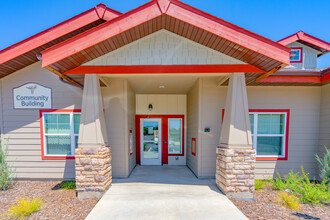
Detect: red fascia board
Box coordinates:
(277, 32, 300, 46)
(0, 4, 121, 65)
(259, 73, 330, 83)
(278, 31, 330, 52)
(321, 73, 330, 82)
(41, 0, 162, 67)
(63, 65, 265, 75)
(167, 0, 291, 64)
(42, 0, 290, 68)
(259, 76, 321, 83)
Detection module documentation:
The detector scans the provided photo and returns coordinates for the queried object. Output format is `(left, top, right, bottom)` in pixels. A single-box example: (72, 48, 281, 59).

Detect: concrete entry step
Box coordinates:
(86, 166, 248, 220)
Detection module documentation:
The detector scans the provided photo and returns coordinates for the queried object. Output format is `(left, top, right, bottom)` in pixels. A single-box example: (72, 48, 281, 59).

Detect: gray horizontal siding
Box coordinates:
(1, 62, 82, 179)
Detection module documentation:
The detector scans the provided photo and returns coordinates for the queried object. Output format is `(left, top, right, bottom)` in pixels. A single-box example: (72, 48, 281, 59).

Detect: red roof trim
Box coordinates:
(63, 65, 265, 75)
(278, 31, 330, 52)
(41, 0, 290, 68)
(0, 4, 121, 65)
(259, 73, 330, 83)
(259, 76, 321, 83)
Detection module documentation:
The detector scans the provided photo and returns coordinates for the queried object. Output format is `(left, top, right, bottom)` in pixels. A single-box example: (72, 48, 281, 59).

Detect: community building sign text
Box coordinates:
(13, 83, 52, 109)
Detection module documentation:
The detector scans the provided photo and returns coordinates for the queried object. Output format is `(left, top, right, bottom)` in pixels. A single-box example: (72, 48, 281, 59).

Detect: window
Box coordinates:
(221, 109, 289, 160)
(40, 110, 81, 159)
(168, 118, 183, 155)
(249, 110, 289, 160)
(290, 47, 302, 63)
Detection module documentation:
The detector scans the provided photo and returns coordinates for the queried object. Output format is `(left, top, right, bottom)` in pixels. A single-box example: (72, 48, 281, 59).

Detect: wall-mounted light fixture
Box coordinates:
(148, 104, 153, 111)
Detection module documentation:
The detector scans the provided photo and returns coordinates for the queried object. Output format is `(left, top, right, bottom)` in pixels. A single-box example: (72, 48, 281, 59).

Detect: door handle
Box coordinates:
(164, 139, 167, 144)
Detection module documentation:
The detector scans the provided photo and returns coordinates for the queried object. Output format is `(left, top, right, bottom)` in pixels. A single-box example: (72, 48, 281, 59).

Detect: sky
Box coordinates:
(0, 0, 329, 68)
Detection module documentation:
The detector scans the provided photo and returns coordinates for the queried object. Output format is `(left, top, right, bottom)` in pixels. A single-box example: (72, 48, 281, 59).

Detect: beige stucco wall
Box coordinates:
(198, 77, 321, 179)
(187, 80, 201, 176)
(1, 62, 82, 179)
(136, 94, 187, 165)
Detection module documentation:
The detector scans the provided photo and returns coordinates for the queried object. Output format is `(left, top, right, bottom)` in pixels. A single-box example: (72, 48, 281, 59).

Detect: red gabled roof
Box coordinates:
(278, 31, 330, 56)
(40, 0, 290, 73)
(0, 4, 121, 77)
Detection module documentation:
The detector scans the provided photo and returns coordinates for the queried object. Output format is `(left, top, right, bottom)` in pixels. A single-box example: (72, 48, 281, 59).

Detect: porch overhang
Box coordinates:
(0, 4, 122, 78)
(40, 0, 290, 80)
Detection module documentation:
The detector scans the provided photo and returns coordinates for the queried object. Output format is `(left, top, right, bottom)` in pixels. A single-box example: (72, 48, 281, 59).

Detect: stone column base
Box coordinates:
(216, 146, 255, 199)
(75, 146, 112, 199)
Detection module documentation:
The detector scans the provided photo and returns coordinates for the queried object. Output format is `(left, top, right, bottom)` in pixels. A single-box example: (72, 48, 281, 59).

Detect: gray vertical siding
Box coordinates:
(2, 62, 82, 179)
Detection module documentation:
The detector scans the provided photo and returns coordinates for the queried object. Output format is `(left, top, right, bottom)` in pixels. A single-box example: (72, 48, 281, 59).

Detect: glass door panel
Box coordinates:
(141, 119, 162, 165)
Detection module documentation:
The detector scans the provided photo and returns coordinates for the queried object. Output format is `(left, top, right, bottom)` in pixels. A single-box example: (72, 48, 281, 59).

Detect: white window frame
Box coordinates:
(168, 118, 183, 155)
(250, 112, 287, 158)
(42, 112, 81, 157)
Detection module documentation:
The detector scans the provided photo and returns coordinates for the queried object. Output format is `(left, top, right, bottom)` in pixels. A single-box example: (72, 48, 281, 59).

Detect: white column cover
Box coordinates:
(78, 74, 109, 148)
(219, 73, 252, 149)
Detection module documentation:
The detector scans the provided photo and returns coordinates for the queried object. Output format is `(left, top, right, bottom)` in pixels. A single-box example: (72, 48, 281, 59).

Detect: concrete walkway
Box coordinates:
(86, 166, 247, 220)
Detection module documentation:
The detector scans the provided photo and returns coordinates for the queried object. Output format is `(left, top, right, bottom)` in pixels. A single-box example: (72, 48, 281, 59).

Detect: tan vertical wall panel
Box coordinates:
(1, 62, 82, 179)
(199, 77, 321, 179)
(200, 78, 227, 178)
(102, 79, 129, 178)
(187, 80, 201, 176)
(127, 82, 136, 175)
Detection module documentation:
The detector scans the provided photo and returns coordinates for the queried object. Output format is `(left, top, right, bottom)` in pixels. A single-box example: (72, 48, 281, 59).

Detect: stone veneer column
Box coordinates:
(75, 74, 112, 199)
(216, 72, 256, 199)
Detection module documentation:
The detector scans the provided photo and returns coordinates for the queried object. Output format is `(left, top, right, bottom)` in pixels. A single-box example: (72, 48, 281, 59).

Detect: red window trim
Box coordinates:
(221, 109, 290, 161)
(39, 109, 81, 160)
(191, 138, 196, 156)
(290, 47, 303, 63)
(135, 115, 185, 165)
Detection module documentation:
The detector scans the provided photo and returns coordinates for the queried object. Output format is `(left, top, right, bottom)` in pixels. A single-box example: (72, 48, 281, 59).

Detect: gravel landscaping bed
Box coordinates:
(231, 190, 330, 220)
(0, 181, 98, 220)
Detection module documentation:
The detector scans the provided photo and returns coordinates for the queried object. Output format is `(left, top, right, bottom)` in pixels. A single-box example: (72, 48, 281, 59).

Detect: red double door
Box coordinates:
(135, 115, 184, 165)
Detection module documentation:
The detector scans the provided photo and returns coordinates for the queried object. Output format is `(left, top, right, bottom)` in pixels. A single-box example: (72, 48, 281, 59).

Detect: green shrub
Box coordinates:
(272, 174, 287, 191)
(60, 180, 76, 190)
(5, 197, 43, 219)
(271, 166, 330, 204)
(0, 139, 15, 190)
(298, 167, 330, 204)
(315, 146, 330, 183)
(276, 192, 301, 211)
(255, 179, 271, 190)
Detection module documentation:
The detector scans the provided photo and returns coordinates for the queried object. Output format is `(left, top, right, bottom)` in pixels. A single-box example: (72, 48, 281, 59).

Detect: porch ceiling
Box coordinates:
(100, 74, 230, 93)
(41, 0, 290, 77)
